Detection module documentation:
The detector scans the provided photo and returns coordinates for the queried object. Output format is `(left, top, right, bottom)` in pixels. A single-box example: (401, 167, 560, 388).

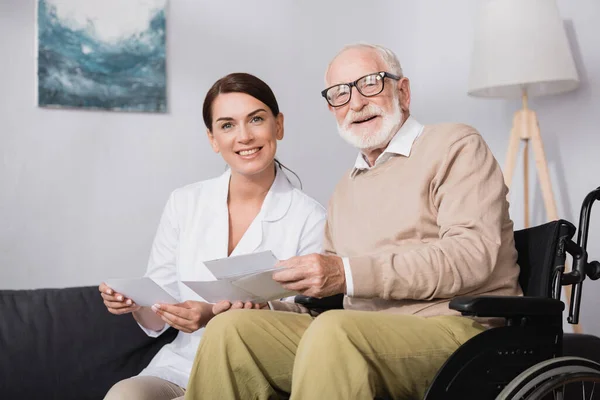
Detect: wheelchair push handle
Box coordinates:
(577, 186, 600, 252)
(563, 186, 600, 324)
(579, 187, 600, 282)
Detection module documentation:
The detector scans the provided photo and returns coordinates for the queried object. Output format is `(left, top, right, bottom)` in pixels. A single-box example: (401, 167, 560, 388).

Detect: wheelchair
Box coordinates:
(296, 186, 600, 399)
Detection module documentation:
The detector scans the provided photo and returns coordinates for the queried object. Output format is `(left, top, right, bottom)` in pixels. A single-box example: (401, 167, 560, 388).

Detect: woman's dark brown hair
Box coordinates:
(202, 72, 280, 131)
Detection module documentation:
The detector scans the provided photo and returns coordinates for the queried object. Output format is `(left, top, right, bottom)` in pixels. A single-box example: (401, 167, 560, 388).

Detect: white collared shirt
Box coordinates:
(136, 166, 326, 388)
(343, 116, 424, 296)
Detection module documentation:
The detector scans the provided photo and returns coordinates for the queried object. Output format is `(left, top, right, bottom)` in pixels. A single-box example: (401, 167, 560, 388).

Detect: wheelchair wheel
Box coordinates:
(496, 356, 600, 399)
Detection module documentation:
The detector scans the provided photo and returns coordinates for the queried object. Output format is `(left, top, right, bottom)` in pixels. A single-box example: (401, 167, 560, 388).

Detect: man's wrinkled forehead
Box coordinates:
(326, 47, 386, 86)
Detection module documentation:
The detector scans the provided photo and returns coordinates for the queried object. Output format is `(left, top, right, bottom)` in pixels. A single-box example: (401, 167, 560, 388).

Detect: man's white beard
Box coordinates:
(336, 100, 403, 150)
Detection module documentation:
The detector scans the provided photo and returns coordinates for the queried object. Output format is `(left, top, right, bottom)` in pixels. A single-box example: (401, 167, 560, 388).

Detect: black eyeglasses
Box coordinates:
(321, 71, 401, 107)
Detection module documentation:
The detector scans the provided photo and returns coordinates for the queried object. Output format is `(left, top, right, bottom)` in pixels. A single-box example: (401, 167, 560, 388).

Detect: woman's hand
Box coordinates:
(212, 300, 268, 316)
(151, 301, 214, 333)
(99, 282, 141, 315)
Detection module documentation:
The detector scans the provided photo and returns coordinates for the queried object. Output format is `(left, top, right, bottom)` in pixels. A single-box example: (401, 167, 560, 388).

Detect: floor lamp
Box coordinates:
(467, 0, 581, 330)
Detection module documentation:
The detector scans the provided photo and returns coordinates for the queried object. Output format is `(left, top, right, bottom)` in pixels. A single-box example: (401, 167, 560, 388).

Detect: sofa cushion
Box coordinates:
(0, 286, 177, 399)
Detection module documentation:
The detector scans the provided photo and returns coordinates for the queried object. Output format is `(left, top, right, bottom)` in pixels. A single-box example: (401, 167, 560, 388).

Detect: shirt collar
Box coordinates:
(217, 164, 293, 222)
(352, 116, 424, 176)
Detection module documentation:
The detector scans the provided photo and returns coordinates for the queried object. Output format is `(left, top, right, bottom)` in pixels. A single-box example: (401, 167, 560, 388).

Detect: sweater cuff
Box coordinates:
(348, 256, 380, 298)
(342, 257, 354, 297)
(348, 254, 412, 300)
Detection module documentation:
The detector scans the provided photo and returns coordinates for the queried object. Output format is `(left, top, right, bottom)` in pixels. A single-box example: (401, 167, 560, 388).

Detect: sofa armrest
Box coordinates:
(449, 295, 564, 318)
(0, 286, 178, 399)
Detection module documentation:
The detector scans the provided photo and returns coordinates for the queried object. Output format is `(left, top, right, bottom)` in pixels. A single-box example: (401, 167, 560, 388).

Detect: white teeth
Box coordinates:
(239, 148, 259, 156)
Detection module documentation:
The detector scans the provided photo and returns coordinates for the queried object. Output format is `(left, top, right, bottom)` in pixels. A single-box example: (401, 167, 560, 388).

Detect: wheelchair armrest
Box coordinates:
(294, 293, 344, 312)
(449, 295, 564, 318)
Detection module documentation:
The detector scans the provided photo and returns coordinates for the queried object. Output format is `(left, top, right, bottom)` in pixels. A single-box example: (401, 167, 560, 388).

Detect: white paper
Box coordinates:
(104, 277, 178, 307)
(183, 280, 264, 303)
(204, 250, 279, 280)
(231, 269, 296, 300)
(184, 251, 297, 302)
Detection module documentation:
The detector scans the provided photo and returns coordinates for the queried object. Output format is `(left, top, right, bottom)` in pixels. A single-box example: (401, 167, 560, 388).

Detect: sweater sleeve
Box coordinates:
(322, 199, 355, 295)
(322, 199, 337, 256)
(348, 133, 509, 301)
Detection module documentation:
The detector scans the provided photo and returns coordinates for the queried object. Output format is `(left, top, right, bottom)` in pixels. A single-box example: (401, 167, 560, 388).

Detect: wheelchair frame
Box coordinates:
(424, 187, 600, 400)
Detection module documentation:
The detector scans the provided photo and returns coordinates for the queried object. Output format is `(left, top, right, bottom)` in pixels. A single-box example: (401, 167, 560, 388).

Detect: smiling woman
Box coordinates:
(203, 73, 284, 181)
(100, 73, 327, 399)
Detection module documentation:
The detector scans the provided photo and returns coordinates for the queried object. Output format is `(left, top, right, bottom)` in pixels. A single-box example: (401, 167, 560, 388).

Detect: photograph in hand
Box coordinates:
(104, 277, 178, 307)
(104, 251, 293, 306)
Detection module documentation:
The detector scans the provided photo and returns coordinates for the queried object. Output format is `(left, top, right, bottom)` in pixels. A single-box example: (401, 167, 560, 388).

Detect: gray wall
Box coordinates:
(1, 0, 599, 335)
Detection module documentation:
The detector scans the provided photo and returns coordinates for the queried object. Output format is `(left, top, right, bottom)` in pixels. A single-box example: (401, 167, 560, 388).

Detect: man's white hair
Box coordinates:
(325, 42, 403, 85)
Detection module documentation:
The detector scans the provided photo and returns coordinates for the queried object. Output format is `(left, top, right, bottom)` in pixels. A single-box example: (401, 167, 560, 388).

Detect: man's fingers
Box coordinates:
(272, 267, 307, 284)
(212, 301, 232, 315)
(275, 256, 303, 269)
(281, 279, 312, 293)
(243, 302, 254, 309)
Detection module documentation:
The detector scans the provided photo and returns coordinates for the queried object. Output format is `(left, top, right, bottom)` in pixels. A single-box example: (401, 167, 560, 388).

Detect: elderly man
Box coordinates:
(184, 43, 522, 400)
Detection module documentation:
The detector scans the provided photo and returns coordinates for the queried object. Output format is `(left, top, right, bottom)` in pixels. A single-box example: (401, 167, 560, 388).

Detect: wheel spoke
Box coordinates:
(553, 385, 565, 400)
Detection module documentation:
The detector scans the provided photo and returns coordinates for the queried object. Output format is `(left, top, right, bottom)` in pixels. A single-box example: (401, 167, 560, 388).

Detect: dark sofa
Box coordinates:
(0, 286, 177, 399)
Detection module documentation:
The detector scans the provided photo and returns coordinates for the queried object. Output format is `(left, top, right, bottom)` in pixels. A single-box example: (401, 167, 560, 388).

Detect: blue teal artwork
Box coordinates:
(37, 0, 167, 113)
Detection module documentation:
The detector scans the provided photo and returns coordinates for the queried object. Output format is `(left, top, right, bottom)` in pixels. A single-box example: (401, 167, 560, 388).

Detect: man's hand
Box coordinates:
(152, 301, 213, 333)
(272, 254, 346, 298)
(212, 301, 267, 316)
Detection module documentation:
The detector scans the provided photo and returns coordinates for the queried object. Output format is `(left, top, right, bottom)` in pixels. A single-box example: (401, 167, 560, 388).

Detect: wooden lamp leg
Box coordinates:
(523, 140, 530, 228)
(505, 103, 533, 228)
(529, 115, 558, 221)
(504, 120, 521, 196)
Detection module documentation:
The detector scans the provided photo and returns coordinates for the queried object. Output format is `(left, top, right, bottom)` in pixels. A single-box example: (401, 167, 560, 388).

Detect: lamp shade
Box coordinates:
(468, 0, 579, 98)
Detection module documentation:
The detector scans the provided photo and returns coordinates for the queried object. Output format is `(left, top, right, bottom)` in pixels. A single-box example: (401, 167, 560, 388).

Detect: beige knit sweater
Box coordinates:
(272, 123, 522, 317)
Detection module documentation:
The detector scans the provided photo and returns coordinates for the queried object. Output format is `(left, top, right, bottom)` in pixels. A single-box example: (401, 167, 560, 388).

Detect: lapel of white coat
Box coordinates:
(198, 169, 231, 264)
(229, 166, 293, 257)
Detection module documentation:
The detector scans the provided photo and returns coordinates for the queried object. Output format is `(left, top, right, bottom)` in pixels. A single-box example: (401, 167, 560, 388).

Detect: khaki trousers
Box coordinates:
(104, 376, 185, 400)
(184, 309, 485, 400)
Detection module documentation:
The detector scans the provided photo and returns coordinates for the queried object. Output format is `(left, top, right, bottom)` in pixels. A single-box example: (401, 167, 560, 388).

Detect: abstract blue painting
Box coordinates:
(37, 0, 167, 113)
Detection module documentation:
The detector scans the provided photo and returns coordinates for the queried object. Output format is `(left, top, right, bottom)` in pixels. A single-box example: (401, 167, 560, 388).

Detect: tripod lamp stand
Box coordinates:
(468, 0, 581, 331)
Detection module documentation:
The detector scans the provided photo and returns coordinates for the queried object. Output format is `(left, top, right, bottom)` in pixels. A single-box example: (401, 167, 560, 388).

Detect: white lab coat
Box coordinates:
(136, 166, 327, 389)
